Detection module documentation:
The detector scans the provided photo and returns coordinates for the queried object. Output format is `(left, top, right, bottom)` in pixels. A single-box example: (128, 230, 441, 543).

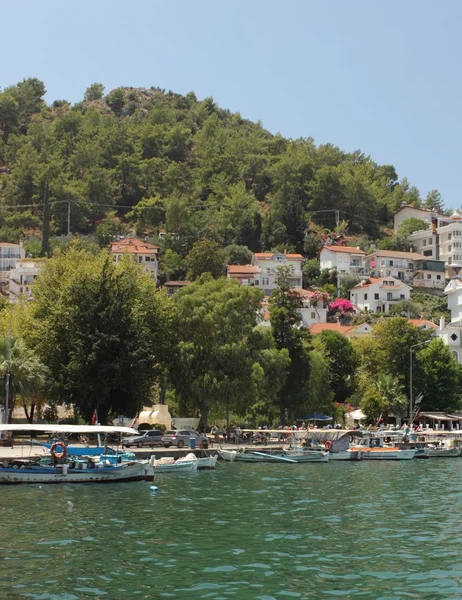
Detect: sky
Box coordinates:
(2, 0, 462, 209)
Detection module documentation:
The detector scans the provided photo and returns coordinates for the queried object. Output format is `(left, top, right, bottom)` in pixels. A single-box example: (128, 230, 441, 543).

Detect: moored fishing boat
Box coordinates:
(350, 432, 416, 460)
(149, 453, 199, 473)
(0, 424, 153, 484)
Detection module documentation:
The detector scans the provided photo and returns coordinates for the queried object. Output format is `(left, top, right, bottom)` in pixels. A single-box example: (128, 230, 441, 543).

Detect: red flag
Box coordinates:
(91, 410, 97, 425)
(129, 414, 138, 429)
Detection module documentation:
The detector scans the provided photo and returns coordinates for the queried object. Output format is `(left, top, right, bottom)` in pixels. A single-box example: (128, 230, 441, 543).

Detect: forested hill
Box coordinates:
(0, 79, 443, 253)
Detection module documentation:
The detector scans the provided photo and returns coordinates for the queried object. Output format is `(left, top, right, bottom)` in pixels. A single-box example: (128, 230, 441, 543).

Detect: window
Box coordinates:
(449, 233, 452, 240)
(364, 293, 368, 300)
(453, 351, 459, 361)
(454, 242, 462, 249)
(455, 230, 462, 237)
(449, 245, 452, 252)
(400, 294, 405, 299)
(428, 238, 433, 245)
(311, 312, 316, 319)
(423, 250, 433, 257)
(422, 239, 427, 247)
(387, 292, 393, 301)
(374, 293, 379, 300)
(427, 274, 431, 279)
(437, 275, 441, 280)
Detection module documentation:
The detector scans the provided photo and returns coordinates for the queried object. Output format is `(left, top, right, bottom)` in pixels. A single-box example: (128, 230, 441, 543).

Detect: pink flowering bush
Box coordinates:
(329, 298, 354, 313)
(309, 290, 331, 307)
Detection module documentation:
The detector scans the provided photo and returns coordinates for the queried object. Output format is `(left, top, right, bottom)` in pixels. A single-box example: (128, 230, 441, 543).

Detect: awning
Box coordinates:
(418, 413, 454, 421)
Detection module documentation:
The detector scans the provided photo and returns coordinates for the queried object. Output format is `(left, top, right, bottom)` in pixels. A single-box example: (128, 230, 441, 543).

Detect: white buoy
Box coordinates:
(149, 485, 158, 493)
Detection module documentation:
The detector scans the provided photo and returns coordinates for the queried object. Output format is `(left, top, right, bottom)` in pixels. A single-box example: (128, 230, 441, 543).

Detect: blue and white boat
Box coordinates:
(0, 424, 153, 484)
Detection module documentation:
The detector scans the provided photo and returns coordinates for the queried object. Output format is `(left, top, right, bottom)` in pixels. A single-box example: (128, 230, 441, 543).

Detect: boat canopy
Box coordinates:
(305, 429, 362, 441)
(0, 424, 138, 435)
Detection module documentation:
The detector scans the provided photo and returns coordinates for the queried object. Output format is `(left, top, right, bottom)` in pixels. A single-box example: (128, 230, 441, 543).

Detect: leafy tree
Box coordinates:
(84, 83, 105, 102)
(169, 278, 284, 429)
(389, 299, 422, 318)
(418, 339, 462, 412)
(353, 317, 429, 397)
(303, 349, 335, 416)
(410, 291, 450, 323)
(161, 249, 185, 281)
(315, 330, 357, 403)
(22, 249, 173, 423)
(302, 258, 321, 286)
(185, 239, 226, 280)
(224, 244, 252, 265)
(269, 266, 311, 423)
(398, 217, 428, 236)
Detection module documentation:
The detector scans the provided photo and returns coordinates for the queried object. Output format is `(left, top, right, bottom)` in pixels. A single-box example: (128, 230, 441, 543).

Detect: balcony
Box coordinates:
(349, 264, 366, 274)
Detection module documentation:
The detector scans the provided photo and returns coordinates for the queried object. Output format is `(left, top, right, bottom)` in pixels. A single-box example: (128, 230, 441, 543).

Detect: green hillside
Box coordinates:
(0, 78, 442, 253)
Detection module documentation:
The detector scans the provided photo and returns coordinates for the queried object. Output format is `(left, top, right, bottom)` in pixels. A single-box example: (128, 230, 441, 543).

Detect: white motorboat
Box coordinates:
(149, 453, 199, 473)
(351, 433, 417, 460)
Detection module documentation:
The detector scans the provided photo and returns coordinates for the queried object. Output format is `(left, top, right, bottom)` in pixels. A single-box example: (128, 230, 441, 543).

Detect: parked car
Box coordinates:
(122, 430, 164, 448)
(162, 430, 209, 449)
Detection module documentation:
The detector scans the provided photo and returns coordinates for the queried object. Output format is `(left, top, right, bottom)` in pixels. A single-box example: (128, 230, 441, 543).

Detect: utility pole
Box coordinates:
(41, 181, 51, 257)
(67, 201, 71, 236)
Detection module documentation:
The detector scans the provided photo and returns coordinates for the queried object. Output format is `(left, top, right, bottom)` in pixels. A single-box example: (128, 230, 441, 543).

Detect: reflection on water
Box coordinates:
(2, 460, 462, 598)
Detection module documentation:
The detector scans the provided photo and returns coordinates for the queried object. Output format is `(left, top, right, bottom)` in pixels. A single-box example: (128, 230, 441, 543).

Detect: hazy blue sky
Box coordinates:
(3, 0, 461, 209)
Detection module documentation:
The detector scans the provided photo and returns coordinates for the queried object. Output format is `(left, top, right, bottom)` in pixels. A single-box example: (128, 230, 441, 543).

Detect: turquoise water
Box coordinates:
(2, 459, 462, 599)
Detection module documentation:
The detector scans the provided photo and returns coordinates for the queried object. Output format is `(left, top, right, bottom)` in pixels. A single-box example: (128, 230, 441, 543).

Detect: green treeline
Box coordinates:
(0, 79, 444, 251)
(1, 250, 461, 427)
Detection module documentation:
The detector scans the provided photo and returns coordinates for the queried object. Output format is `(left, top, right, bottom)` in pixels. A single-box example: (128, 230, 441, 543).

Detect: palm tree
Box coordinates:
(0, 337, 48, 423)
(375, 374, 408, 421)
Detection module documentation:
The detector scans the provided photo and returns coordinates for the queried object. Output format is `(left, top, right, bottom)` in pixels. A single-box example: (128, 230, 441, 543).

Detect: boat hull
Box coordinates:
(426, 448, 461, 458)
(150, 459, 198, 473)
(0, 462, 151, 484)
(197, 455, 218, 469)
(353, 448, 416, 460)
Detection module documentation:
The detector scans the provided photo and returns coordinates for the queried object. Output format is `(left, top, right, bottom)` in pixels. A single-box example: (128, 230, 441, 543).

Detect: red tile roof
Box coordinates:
(309, 323, 354, 335)
(366, 250, 426, 260)
(254, 252, 303, 260)
(407, 319, 438, 329)
(111, 238, 159, 254)
(227, 265, 261, 275)
(321, 245, 365, 255)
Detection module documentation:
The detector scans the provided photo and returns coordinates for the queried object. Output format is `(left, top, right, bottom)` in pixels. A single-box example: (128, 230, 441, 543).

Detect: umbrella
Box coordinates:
(299, 413, 333, 421)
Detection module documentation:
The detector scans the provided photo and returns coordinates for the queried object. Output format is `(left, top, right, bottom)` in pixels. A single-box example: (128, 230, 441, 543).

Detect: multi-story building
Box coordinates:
(350, 276, 411, 313)
(407, 211, 462, 272)
(9, 260, 43, 301)
(319, 245, 366, 275)
(250, 251, 303, 295)
(0, 242, 25, 273)
(111, 238, 159, 280)
(364, 250, 445, 290)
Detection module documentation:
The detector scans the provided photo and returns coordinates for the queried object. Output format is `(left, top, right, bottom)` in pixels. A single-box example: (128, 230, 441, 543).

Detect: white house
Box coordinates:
(319, 245, 366, 275)
(9, 260, 43, 301)
(393, 204, 440, 232)
(111, 238, 159, 280)
(259, 288, 328, 328)
(251, 251, 303, 295)
(349, 277, 411, 313)
(364, 250, 445, 290)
